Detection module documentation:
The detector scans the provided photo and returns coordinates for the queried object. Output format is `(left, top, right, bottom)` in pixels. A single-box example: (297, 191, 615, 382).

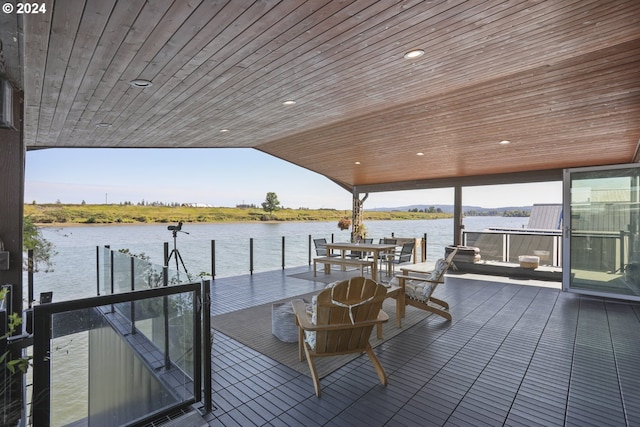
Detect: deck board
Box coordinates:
(201, 265, 640, 426)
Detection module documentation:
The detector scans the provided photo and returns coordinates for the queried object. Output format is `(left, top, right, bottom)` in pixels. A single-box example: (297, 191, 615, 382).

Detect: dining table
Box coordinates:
(323, 242, 398, 281)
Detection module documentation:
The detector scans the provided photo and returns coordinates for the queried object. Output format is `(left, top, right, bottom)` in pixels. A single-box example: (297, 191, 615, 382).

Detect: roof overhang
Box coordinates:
(2, 1, 638, 191)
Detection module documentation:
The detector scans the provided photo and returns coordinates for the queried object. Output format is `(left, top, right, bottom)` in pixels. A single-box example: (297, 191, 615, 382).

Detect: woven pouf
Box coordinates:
(272, 302, 298, 343)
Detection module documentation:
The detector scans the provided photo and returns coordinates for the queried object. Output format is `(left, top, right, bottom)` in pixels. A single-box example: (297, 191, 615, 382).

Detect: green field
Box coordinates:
(24, 204, 452, 225)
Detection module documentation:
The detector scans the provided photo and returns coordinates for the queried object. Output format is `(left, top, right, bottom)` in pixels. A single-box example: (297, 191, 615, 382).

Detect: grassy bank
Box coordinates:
(24, 204, 452, 225)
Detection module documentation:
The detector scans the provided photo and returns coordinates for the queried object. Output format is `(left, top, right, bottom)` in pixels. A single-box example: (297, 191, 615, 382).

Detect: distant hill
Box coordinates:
(369, 204, 532, 214)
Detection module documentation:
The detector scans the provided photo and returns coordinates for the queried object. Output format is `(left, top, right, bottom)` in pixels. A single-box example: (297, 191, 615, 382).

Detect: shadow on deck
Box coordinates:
(201, 265, 640, 426)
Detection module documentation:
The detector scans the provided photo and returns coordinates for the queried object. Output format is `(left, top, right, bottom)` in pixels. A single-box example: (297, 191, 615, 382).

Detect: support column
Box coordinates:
(0, 89, 24, 317)
(0, 87, 25, 425)
(453, 184, 463, 246)
(351, 188, 369, 242)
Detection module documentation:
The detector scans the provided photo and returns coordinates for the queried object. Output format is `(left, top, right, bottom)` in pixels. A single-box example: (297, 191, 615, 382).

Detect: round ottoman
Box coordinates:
(272, 302, 298, 343)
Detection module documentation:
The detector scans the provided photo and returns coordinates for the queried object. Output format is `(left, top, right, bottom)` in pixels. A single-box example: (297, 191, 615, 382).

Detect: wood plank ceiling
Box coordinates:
(18, 0, 640, 192)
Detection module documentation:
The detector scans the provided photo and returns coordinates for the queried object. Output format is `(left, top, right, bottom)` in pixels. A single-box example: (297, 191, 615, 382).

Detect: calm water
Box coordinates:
(28, 217, 527, 302)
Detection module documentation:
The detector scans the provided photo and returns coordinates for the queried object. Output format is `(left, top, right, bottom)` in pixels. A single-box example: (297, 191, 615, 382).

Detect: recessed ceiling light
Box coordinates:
(282, 100, 296, 105)
(354, 161, 361, 165)
(220, 129, 229, 133)
(416, 152, 425, 156)
(129, 79, 153, 88)
(96, 123, 112, 128)
(404, 49, 424, 59)
(499, 140, 511, 145)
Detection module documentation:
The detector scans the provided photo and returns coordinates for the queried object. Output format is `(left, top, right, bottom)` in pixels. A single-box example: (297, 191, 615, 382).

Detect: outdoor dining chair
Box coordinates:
(313, 238, 337, 257)
(386, 241, 415, 275)
(346, 238, 373, 259)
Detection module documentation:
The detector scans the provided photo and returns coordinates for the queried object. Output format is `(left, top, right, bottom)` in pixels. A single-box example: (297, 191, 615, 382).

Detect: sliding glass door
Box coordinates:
(563, 164, 640, 301)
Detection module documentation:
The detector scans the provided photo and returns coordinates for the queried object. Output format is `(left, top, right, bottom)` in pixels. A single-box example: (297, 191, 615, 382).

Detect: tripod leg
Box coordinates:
(175, 250, 191, 280)
(167, 250, 179, 272)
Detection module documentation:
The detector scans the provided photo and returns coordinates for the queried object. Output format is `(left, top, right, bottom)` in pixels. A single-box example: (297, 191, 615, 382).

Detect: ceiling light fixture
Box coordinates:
(416, 152, 425, 156)
(129, 79, 153, 88)
(499, 140, 511, 145)
(404, 49, 424, 59)
(282, 100, 296, 105)
(96, 123, 112, 128)
(354, 161, 361, 165)
(220, 129, 229, 133)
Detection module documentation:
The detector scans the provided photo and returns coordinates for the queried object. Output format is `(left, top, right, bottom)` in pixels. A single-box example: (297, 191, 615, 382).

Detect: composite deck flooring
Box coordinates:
(200, 265, 640, 427)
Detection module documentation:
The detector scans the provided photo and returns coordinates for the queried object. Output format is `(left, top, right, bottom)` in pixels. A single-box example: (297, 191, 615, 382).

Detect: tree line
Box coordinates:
(463, 209, 530, 217)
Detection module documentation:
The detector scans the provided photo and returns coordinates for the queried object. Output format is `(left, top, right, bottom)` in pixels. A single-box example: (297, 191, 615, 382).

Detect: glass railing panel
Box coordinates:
(111, 250, 134, 294)
(508, 234, 556, 265)
(35, 284, 200, 426)
(167, 292, 196, 377)
(465, 232, 504, 262)
(49, 318, 90, 427)
(133, 256, 165, 290)
(98, 246, 111, 296)
(570, 232, 622, 272)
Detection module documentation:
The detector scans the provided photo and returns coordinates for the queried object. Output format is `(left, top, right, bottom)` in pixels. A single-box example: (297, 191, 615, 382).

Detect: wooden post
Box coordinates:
(351, 188, 369, 242)
(453, 185, 463, 246)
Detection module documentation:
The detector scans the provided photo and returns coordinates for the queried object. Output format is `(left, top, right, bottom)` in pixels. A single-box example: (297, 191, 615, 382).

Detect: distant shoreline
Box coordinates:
(24, 204, 457, 226)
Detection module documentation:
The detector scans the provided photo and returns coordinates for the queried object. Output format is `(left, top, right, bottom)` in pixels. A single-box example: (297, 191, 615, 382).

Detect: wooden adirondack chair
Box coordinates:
(291, 277, 389, 397)
(392, 247, 458, 321)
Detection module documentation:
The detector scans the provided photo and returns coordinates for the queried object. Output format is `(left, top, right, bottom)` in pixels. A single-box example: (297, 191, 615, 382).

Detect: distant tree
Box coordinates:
(81, 200, 86, 205)
(262, 192, 281, 214)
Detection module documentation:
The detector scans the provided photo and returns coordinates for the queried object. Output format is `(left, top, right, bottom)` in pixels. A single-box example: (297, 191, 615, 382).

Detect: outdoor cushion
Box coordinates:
(390, 257, 448, 302)
(304, 295, 318, 350)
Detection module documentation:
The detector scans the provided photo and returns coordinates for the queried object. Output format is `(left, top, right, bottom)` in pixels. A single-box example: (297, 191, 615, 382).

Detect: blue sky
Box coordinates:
(25, 148, 562, 209)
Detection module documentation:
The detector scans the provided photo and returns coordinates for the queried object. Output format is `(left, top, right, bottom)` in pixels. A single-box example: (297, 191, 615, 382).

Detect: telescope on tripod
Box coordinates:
(167, 221, 191, 280)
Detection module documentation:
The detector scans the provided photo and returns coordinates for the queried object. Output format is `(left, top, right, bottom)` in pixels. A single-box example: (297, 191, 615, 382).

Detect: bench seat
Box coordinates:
(313, 256, 375, 276)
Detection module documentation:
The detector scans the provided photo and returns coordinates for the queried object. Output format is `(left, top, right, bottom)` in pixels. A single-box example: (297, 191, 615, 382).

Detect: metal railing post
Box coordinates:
(163, 266, 170, 369)
(282, 236, 285, 269)
(193, 287, 202, 402)
(422, 233, 427, 262)
(250, 238, 254, 274)
(110, 250, 115, 296)
(202, 279, 212, 413)
(32, 310, 52, 426)
(211, 239, 216, 280)
(130, 257, 136, 335)
(503, 234, 508, 262)
(163, 241, 169, 266)
(308, 235, 312, 265)
(109, 249, 115, 314)
(95, 246, 99, 297)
